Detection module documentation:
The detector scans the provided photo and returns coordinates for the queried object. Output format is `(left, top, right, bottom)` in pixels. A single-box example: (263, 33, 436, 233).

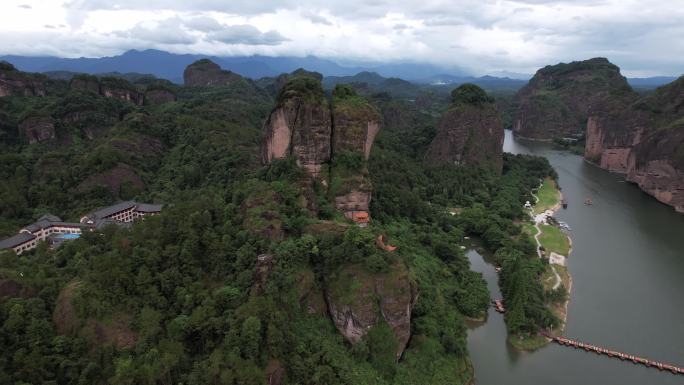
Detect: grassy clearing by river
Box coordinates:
(508, 334, 549, 351)
(533, 178, 561, 215)
(538, 224, 571, 255)
(542, 265, 571, 336)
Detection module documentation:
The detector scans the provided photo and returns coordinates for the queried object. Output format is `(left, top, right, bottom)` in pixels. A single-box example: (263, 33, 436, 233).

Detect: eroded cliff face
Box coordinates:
(326, 263, 417, 358)
(70, 74, 144, 105)
(19, 115, 56, 144)
(184, 59, 243, 87)
(514, 58, 637, 140)
(144, 88, 177, 105)
(332, 103, 380, 160)
(584, 76, 684, 212)
(0, 61, 46, 97)
(100, 78, 143, 106)
(625, 127, 684, 213)
(330, 85, 381, 218)
(425, 84, 504, 173)
(585, 114, 644, 173)
(262, 74, 332, 178)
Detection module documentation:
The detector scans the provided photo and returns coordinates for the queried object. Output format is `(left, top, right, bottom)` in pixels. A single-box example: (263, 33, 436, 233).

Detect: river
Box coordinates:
(466, 130, 684, 385)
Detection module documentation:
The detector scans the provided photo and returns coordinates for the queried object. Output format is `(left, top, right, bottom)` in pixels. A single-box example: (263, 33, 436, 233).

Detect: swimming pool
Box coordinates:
(55, 233, 80, 240)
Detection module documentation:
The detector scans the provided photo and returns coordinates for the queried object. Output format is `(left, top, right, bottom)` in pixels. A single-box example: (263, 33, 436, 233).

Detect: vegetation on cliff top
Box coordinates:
(277, 76, 326, 106)
(450, 83, 495, 106)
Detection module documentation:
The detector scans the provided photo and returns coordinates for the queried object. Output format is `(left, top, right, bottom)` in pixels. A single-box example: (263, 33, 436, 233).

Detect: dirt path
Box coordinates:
(550, 265, 562, 290)
(527, 179, 572, 332)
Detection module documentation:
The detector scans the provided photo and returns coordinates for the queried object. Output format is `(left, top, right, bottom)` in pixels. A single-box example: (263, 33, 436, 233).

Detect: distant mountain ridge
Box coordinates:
(0, 49, 466, 83)
(1, 49, 677, 92)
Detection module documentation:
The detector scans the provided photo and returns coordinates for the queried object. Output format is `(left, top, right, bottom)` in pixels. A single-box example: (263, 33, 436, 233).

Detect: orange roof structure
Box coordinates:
(351, 211, 370, 223)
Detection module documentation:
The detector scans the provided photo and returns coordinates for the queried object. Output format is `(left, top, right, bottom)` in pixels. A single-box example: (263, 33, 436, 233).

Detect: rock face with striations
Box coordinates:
(183, 59, 243, 87)
(261, 74, 332, 178)
(261, 78, 382, 222)
(326, 263, 417, 359)
(99, 77, 143, 105)
(19, 115, 56, 144)
(513, 58, 636, 140)
(425, 84, 504, 173)
(0, 61, 46, 97)
(330, 84, 381, 219)
(585, 76, 684, 212)
(144, 86, 177, 105)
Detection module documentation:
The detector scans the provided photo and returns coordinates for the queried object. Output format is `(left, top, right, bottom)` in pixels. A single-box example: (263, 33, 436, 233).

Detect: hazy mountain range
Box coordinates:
(0, 49, 677, 90)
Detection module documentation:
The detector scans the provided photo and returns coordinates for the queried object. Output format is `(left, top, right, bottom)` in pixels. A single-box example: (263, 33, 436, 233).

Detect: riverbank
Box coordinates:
(512, 178, 573, 350)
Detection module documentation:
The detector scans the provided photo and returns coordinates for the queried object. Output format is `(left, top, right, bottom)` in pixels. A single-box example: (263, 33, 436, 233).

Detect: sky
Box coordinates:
(1, 0, 683, 77)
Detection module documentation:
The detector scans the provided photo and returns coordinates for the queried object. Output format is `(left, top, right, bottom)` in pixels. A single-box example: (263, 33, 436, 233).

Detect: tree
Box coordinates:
(240, 316, 262, 360)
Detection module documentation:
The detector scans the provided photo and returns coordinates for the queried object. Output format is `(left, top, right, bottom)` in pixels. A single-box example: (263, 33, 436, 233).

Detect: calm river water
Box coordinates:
(466, 130, 684, 385)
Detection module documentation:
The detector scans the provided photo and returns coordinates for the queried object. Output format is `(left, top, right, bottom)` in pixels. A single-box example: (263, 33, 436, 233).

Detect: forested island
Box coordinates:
(0, 60, 570, 384)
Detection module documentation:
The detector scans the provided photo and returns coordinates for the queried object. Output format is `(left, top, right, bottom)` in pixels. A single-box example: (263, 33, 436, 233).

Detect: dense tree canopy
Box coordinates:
(0, 74, 557, 385)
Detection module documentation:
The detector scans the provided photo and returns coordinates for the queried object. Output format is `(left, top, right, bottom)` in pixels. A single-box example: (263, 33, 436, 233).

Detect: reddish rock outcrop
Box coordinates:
(425, 84, 504, 173)
(0, 61, 46, 97)
(77, 163, 146, 196)
(262, 76, 332, 178)
(100, 77, 143, 105)
(295, 269, 327, 315)
(251, 254, 275, 295)
(326, 263, 417, 358)
(261, 80, 383, 223)
(330, 84, 381, 219)
(335, 189, 372, 219)
(584, 76, 684, 212)
(585, 114, 644, 173)
(144, 88, 177, 105)
(266, 360, 286, 385)
(513, 58, 637, 140)
(332, 89, 381, 160)
(19, 115, 56, 144)
(625, 127, 684, 213)
(183, 59, 243, 87)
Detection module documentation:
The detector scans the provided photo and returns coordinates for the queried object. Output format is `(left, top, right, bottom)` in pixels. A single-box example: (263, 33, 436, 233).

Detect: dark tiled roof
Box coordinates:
(0, 233, 36, 249)
(37, 214, 62, 222)
(23, 220, 85, 233)
(135, 203, 163, 213)
(93, 218, 132, 230)
(89, 201, 136, 219)
(54, 222, 87, 228)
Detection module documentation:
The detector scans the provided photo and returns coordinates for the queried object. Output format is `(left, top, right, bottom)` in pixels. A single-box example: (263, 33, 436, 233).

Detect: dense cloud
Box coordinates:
(1, 0, 684, 76)
(116, 18, 197, 45)
(207, 25, 288, 46)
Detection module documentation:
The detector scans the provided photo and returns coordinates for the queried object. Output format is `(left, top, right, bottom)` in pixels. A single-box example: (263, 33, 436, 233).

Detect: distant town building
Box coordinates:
(0, 201, 163, 255)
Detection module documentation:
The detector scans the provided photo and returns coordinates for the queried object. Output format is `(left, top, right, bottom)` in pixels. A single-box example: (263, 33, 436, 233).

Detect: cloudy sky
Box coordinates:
(1, 0, 683, 76)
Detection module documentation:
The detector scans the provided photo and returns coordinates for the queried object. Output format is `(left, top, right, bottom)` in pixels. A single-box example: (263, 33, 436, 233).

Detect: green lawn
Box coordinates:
(538, 224, 570, 256)
(521, 222, 538, 237)
(533, 178, 561, 215)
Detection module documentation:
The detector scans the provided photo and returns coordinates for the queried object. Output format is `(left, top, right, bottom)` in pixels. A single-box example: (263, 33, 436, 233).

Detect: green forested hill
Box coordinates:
(0, 67, 558, 385)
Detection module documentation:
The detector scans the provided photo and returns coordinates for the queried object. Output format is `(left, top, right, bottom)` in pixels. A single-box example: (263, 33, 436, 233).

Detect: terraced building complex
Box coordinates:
(0, 201, 162, 255)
